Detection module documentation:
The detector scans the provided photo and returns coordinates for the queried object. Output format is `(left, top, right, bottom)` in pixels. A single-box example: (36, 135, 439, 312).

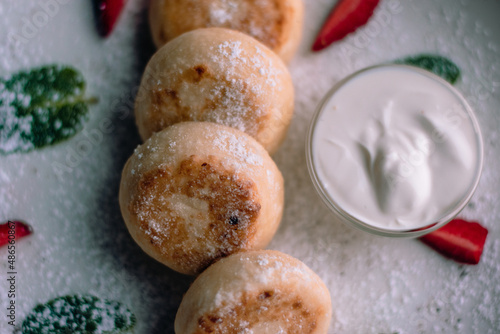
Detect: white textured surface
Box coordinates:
(0, 0, 499, 333)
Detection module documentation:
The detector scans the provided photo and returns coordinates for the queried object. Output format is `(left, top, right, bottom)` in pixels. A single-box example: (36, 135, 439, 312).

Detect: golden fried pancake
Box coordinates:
(135, 28, 294, 155)
(119, 122, 284, 275)
(175, 250, 332, 333)
(149, 0, 304, 62)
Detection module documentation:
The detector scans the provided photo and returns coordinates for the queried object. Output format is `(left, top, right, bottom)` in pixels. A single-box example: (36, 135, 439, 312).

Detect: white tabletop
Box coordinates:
(1, 0, 499, 333)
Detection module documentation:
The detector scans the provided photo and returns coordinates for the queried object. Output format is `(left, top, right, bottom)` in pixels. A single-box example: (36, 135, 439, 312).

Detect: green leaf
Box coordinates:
(395, 54, 461, 84)
(21, 294, 136, 334)
(0, 65, 96, 154)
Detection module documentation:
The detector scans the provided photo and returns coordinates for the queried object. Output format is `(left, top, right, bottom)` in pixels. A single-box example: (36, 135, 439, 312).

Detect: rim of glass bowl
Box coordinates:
(305, 64, 484, 238)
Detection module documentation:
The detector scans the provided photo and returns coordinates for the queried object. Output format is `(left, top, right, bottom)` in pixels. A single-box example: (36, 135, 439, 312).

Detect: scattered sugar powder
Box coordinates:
(0, 81, 35, 153)
(184, 36, 289, 140)
(218, 40, 244, 60)
(1, 1, 499, 334)
(217, 40, 283, 92)
(257, 255, 269, 266)
(208, 0, 239, 25)
(251, 46, 281, 89)
(205, 0, 275, 48)
(204, 78, 265, 135)
(212, 130, 263, 168)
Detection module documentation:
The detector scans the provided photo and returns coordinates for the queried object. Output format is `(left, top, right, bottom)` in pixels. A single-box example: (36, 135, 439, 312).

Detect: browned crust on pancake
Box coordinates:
(146, 64, 268, 138)
(174, 250, 332, 333)
(154, 0, 290, 52)
(129, 154, 261, 274)
(195, 288, 320, 333)
(136, 28, 294, 154)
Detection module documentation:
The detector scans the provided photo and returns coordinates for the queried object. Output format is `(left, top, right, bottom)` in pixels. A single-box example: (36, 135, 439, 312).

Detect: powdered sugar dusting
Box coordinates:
(0, 81, 34, 153)
(212, 130, 264, 168)
(1, 0, 499, 333)
(121, 123, 278, 275)
(139, 28, 291, 152)
(180, 250, 330, 333)
(215, 39, 284, 92)
(199, 38, 287, 138)
(208, 0, 239, 25)
(204, 0, 284, 51)
(218, 40, 244, 60)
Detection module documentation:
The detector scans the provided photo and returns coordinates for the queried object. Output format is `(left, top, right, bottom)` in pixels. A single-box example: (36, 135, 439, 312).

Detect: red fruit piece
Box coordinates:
(419, 219, 488, 265)
(93, 0, 126, 37)
(312, 0, 381, 51)
(0, 221, 33, 247)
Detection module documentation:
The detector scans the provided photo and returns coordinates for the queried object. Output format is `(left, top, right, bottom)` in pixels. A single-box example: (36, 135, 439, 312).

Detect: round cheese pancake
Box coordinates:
(149, 0, 304, 62)
(175, 250, 332, 333)
(134, 27, 294, 155)
(119, 122, 284, 275)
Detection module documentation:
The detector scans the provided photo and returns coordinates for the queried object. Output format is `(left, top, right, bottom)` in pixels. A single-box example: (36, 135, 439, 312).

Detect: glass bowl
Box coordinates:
(306, 64, 484, 238)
